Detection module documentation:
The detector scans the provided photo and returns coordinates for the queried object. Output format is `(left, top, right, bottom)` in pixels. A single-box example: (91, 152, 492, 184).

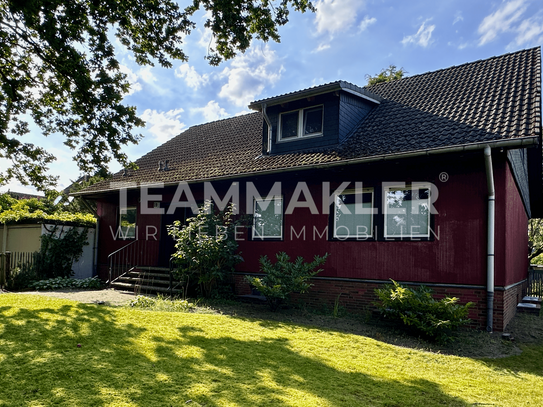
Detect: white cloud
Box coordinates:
(453, 12, 463, 25)
(402, 21, 436, 47)
(478, 0, 527, 45)
(218, 45, 284, 107)
(513, 15, 543, 46)
(358, 16, 377, 32)
(315, 0, 365, 34)
(190, 100, 229, 122)
(311, 43, 331, 53)
(119, 64, 142, 95)
(140, 108, 186, 144)
(175, 63, 210, 90)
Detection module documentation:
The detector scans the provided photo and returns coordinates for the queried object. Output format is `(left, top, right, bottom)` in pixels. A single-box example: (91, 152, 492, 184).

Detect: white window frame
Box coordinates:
(252, 196, 283, 240)
(333, 188, 374, 239)
(384, 184, 431, 239)
(278, 105, 324, 142)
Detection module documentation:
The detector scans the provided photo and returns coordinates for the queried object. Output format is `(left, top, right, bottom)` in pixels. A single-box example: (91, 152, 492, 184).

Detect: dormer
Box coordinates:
(249, 81, 381, 155)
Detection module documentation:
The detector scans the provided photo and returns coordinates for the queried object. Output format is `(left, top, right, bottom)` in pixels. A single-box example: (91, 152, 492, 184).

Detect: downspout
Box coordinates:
(484, 146, 495, 332)
(261, 103, 272, 154)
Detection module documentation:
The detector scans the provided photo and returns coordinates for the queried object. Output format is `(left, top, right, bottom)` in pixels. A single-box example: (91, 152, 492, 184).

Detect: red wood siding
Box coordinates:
(504, 160, 529, 286)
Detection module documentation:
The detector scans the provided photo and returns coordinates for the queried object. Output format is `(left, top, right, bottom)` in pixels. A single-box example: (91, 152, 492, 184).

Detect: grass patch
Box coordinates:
(0, 294, 542, 406)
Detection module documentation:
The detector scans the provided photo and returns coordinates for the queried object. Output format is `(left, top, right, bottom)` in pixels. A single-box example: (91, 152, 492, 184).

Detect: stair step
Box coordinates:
(117, 277, 171, 286)
(134, 266, 171, 272)
(517, 302, 541, 315)
(111, 281, 183, 294)
(522, 296, 542, 305)
(126, 271, 172, 279)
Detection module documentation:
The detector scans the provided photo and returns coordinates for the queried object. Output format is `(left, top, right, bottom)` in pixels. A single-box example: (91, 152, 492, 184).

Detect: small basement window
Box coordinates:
(278, 106, 323, 141)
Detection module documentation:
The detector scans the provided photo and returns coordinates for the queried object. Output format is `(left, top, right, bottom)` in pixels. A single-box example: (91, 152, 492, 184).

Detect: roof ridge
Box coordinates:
(365, 46, 541, 89)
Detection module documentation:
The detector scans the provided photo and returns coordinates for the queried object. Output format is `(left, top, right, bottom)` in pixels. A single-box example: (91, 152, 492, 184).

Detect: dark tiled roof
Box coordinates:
(79, 47, 541, 195)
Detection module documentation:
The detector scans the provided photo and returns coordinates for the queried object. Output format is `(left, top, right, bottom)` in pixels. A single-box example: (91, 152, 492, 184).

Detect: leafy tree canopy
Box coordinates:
(366, 65, 407, 86)
(529, 219, 543, 263)
(0, 0, 314, 190)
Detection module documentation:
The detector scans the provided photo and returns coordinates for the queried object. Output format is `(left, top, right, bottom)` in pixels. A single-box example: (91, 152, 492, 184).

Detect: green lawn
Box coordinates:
(1, 294, 542, 406)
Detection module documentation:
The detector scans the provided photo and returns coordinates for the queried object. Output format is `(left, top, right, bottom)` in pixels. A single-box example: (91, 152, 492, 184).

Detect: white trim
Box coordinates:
(384, 184, 431, 238)
(252, 196, 283, 239)
(278, 105, 324, 142)
(119, 206, 137, 239)
(333, 188, 374, 239)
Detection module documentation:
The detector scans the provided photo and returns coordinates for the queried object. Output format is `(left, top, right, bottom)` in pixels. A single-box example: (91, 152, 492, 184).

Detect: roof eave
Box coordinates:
(73, 135, 539, 197)
(248, 82, 381, 111)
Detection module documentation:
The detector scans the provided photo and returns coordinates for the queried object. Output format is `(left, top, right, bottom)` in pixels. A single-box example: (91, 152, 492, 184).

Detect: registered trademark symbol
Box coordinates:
(439, 172, 449, 182)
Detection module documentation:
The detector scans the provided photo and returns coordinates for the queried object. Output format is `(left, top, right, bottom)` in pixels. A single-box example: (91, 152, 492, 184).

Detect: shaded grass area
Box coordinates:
(0, 294, 542, 406)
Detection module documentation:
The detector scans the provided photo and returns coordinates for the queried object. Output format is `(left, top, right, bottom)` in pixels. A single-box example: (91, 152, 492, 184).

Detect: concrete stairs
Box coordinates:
(110, 267, 183, 296)
(516, 296, 541, 316)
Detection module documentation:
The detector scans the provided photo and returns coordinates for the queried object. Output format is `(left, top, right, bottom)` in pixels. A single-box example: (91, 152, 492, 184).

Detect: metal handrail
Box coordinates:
(107, 240, 139, 285)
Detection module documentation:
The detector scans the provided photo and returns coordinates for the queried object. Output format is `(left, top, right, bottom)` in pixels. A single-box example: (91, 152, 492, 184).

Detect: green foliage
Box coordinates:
(366, 65, 407, 86)
(30, 277, 102, 290)
(128, 294, 195, 312)
(5, 264, 38, 291)
(167, 202, 244, 298)
(0, 0, 314, 190)
(38, 226, 89, 279)
(246, 252, 329, 311)
(0, 193, 96, 226)
(529, 219, 543, 263)
(375, 280, 473, 341)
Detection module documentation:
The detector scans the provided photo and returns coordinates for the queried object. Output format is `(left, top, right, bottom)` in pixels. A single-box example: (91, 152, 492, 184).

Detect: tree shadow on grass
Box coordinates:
(0, 295, 469, 406)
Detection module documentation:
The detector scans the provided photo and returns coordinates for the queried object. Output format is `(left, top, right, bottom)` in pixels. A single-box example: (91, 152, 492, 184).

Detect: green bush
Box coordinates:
(374, 280, 473, 341)
(6, 266, 38, 291)
(246, 252, 329, 311)
(167, 202, 244, 298)
(31, 277, 102, 291)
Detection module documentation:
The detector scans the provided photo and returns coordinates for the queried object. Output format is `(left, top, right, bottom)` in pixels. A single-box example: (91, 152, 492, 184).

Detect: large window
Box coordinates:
(384, 185, 431, 238)
(119, 206, 137, 239)
(252, 196, 283, 239)
(278, 106, 323, 141)
(333, 189, 374, 239)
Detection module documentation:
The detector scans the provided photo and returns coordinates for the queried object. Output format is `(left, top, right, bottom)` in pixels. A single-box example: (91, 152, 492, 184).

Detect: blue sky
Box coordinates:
(2, 0, 543, 195)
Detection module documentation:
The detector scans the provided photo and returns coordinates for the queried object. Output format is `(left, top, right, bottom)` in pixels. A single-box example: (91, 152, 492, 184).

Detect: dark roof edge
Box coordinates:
(248, 81, 382, 110)
(73, 136, 539, 196)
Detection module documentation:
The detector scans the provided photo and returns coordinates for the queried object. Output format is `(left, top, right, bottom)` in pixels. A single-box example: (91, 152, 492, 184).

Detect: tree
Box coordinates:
(0, 0, 315, 190)
(528, 219, 543, 263)
(366, 65, 407, 86)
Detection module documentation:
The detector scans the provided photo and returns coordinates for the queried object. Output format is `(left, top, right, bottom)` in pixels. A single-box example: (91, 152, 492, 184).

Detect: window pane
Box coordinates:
(120, 207, 136, 239)
(385, 188, 430, 237)
(304, 107, 323, 135)
(280, 111, 299, 139)
(334, 191, 372, 238)
(253, 197, 283, 239)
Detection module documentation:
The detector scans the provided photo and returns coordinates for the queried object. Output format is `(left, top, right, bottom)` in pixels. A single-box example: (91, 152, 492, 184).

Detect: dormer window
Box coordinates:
(278, 106, 323, 142)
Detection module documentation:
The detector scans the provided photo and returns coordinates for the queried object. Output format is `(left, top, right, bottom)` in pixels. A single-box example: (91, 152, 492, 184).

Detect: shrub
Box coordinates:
(246, 252, 329, 311)
(374, 280, 473, 341)
(6, 266, 38, 291)
(167, 202, 244, 298)
(31, 277, 102, 291)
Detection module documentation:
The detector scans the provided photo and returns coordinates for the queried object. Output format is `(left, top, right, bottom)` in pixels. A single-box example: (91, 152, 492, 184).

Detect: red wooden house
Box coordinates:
(76, 47, 542, 331)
